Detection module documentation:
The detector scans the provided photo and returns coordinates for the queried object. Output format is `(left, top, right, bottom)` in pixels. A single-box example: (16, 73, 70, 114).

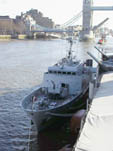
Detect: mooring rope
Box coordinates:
(28, 121, 32, 151)
(27, 96, 36, 151)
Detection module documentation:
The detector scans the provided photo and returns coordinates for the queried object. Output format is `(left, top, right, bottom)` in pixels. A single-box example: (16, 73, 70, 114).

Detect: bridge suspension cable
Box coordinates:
(61, 11, 82, 28)
(31, 11, 82, 32)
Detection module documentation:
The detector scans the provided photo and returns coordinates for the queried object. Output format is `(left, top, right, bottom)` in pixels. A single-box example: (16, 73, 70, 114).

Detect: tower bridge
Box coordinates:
(26, 0, 113, 40)
(80, 0, 113, 41)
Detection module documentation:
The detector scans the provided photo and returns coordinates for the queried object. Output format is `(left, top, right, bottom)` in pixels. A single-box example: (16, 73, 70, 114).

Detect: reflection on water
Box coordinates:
(0, 38, 111, 151)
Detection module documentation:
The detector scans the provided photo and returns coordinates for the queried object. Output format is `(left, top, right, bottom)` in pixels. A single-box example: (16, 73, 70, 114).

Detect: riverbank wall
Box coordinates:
(0, 34, 60, 40)
(0, 35, 12, 39)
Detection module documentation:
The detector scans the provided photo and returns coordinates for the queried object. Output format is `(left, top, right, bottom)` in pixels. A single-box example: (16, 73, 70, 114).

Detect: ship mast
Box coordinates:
(68, 39, 73, 60)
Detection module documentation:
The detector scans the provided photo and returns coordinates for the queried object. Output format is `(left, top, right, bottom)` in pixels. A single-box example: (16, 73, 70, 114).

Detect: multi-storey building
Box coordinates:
(25, 9, 55, 28)
(0, 9, 55, 35)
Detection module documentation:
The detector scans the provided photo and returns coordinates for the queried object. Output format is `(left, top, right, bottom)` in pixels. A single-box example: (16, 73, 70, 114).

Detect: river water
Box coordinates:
(0, 38, 112, 151)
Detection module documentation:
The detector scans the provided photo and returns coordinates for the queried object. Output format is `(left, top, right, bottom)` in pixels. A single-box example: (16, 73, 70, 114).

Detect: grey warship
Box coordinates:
(22, 40, 93, 131)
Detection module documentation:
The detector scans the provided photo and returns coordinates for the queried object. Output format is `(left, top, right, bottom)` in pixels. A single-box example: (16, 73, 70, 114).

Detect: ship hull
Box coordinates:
(22, 86, 88, 132)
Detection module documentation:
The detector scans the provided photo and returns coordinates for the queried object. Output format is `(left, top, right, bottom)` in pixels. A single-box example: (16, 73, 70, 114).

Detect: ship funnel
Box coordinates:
(87, 51, 101, 65)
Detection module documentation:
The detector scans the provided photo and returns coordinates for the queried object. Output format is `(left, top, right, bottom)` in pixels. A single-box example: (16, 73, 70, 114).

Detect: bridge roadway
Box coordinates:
(31, 29, 78, 33)
(92, 6, 113, 11)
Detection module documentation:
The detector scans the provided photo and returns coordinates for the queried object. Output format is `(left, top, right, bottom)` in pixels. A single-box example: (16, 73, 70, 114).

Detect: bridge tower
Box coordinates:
(80, 0, 94, 40)
(80, 0, 113, 41)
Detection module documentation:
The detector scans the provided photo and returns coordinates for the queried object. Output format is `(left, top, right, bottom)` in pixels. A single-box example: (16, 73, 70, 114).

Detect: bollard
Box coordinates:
(89, 80, 94, 101)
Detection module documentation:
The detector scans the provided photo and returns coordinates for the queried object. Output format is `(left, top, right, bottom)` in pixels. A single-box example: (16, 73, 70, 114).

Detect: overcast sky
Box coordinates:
(0, 0, 113, 28)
